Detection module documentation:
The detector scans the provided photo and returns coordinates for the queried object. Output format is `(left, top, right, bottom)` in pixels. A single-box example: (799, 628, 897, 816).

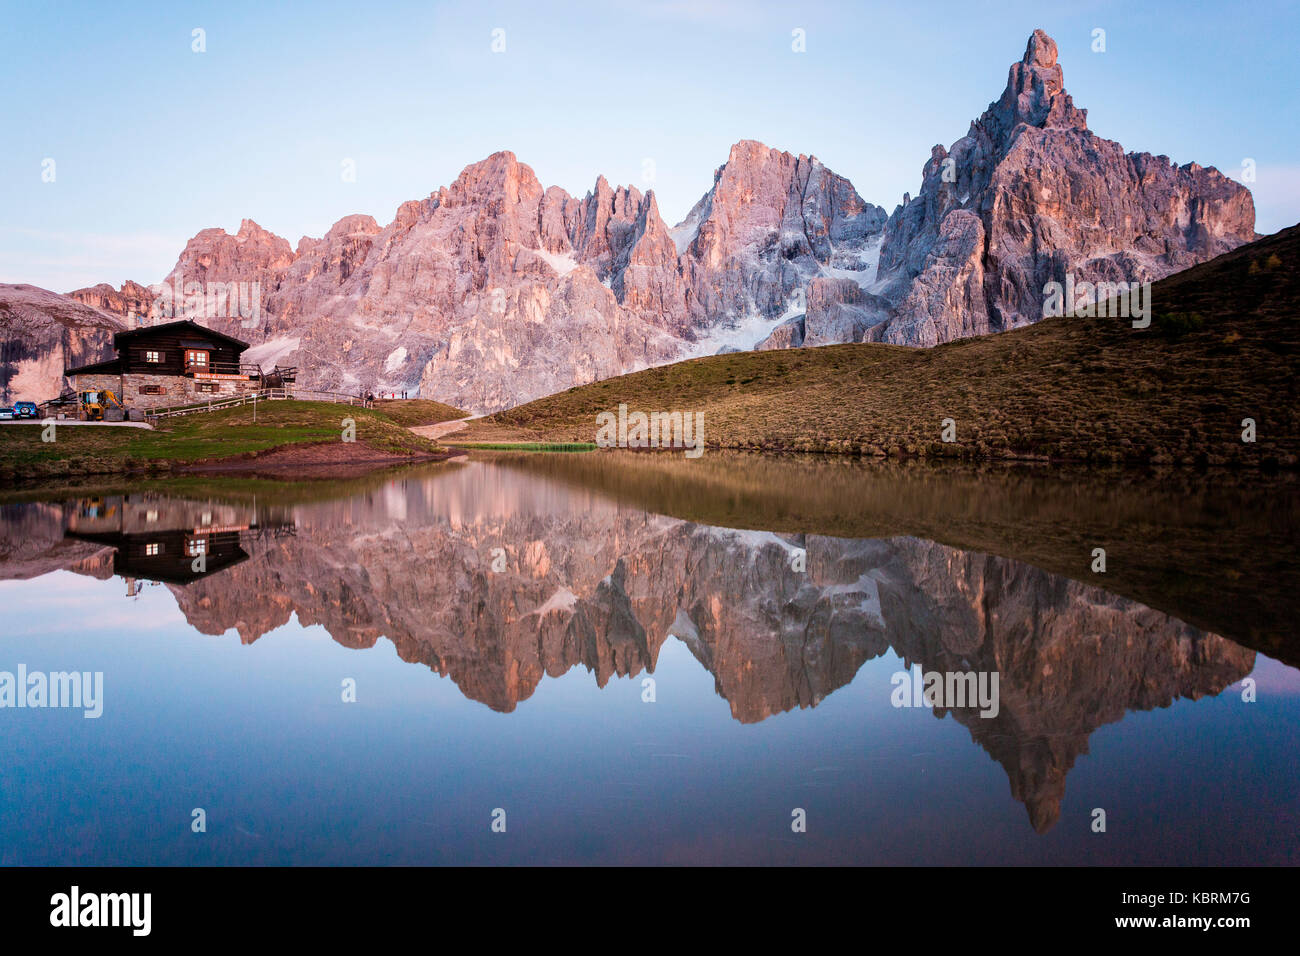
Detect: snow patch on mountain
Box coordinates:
(384, 346, 408, 373)
(821, 570, 886, 627)
(688, 309, 792, 356)
(529, 586, 579, 617)
(669, 193, 710, 254)
(243, 335, 300, 370)
(819, 234, 885, 290)
(535, 248, 578, 277)
(668, 608, 700, 641)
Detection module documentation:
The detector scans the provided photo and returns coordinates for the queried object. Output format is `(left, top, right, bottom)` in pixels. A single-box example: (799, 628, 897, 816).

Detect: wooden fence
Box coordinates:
(146, 388, 370, 421)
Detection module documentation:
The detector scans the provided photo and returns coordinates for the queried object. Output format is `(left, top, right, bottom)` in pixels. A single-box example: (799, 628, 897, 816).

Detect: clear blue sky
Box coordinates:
(2, 0, 1296, 291)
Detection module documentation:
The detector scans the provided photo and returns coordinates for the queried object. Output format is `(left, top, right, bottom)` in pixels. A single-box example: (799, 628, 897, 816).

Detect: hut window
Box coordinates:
(145, 542, 161, 556)
(185, 349, 209, 368)
(140, 384, 166, 395)
(144, 350, 161, 363)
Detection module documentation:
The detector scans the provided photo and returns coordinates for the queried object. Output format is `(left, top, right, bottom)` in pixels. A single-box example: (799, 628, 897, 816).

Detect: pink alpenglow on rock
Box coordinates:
(0, 32, 1257, 412)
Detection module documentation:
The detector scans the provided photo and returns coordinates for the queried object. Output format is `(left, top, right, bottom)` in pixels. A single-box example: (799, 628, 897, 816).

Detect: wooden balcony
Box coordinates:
(184, 360, 262, 380)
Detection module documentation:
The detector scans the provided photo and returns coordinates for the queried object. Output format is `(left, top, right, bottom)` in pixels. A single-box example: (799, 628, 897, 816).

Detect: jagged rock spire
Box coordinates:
(985, 28, 1088, 138)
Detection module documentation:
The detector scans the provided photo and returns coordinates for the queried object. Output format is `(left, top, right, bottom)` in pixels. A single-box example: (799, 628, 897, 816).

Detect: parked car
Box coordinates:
(12, 401, 38, 419)
(0, 407, 13, 420)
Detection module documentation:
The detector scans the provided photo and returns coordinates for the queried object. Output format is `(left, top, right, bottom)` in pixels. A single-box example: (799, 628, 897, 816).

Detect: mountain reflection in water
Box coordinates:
(0, 454, 1295, 862)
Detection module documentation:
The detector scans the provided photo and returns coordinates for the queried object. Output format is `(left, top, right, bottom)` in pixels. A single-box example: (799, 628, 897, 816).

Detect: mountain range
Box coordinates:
(0, 30, 1256, 411)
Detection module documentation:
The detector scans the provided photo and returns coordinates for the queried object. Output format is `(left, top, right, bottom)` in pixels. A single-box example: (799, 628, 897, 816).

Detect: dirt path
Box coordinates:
(410, 416, 478, 440)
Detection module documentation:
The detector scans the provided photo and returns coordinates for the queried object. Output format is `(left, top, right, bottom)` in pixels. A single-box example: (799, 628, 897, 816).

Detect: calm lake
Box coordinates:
(1, 453, 1296, 865)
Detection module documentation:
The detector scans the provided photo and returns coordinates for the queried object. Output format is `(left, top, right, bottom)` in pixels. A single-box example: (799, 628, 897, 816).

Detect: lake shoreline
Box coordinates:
(0, 400, 460, 484)
(179, 439, 463, 479)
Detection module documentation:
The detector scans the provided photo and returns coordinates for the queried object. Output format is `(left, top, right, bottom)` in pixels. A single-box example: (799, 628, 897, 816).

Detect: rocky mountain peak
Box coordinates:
(67, 279, 156, 320)
(989, 28, 1087, 136)
(869, 29, 1253, 348)
(325, 214, 381, 240)
(679, 139, 887, 341)
(1023, 27, 1057, 68)
(641, 189, 662, 222)
(570, 176, 651, 277)
(0, 283, 128, 402)
(169, 220, 294, 275)
(449, 149, 542, 208)
(235, 218, 280, 242)
(713, 139, 804, 202)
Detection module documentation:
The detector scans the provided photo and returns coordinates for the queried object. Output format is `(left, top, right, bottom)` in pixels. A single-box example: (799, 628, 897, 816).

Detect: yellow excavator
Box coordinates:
(79, 389, 126, 421)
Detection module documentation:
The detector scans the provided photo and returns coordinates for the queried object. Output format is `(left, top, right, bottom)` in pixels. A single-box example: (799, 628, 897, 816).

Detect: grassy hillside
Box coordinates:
(0, 400, 444, 481)
(368, 398, 468, 427)
(470, 226, 1299, 467)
